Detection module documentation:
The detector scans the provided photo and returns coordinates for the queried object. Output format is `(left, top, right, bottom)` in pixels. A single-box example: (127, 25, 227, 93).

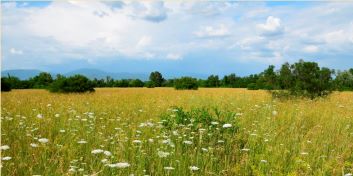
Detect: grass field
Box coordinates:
(1, 88, 353, 175)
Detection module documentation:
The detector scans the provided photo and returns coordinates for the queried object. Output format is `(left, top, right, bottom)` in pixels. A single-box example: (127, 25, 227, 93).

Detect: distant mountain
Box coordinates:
(1, 69, 42, 80)
(65, 68, 149, 80)
(1, 68, 208, 81)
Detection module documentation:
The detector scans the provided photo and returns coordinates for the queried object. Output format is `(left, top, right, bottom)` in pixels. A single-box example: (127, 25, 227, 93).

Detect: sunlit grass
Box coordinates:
(1, 88, 353, 175)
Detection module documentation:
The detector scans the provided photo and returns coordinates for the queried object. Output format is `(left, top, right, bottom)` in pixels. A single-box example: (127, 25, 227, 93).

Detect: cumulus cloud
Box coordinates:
(303, 45, 319, 53)
(123, 1, 168, 22)
(2, 1, 353, 71)
(194, 24, 230, 38)
(257, 16, 283, 37)
(166, 53, 182, 60)
(10, 48, 23, 55)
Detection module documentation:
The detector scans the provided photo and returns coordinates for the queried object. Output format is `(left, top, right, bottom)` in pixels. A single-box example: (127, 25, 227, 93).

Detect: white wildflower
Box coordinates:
(107, 162, 130, 168)
(272, 111, 278, 116)
(38, 138, 49, 143)
(104, 151, 112, 156)
(30, 143, 39, 148)
(132, 140, 142, 144)
(222, 124, 232, 128)
(241, 148, 250, 152)
(189, 166, 199, 171)
(164, 166, 175, 170)
(157, 151, 170, 158)
(91, 149, 104, 154)
(37, 114, 43, 119)
(2, 156, 12, 161)
(77, 140, 87, 144)
(1, 145, 10, 150)
(183, 140, 193, 145)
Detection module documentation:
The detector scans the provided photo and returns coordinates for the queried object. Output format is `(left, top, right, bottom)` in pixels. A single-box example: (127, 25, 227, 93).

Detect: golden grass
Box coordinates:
(1, 88, 353, 175)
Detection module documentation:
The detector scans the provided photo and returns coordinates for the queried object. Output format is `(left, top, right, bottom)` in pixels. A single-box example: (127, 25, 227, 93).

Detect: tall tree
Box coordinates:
(206, 75, 220, 87)
(149, 71, 164, 87)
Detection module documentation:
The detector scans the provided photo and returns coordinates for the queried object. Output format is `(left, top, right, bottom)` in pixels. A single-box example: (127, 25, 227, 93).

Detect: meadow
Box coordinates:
(1, 88, 353, 175)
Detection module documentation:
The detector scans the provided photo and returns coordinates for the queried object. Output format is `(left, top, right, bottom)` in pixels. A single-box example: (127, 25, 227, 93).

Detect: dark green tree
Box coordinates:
(149, 71, 164, 87)
(174, 77, 198, 90)
(279, 62, 293, 89)
(29, 72, 53, 88)
(222, 74, 237, 87)
(1, 77, 12, 91)
(206, 75, 220, 87)
(49, 75, 94, 93)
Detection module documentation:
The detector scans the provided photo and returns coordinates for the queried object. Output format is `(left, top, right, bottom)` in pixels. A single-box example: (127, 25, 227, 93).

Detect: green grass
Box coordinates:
(1, 88, 353, 175)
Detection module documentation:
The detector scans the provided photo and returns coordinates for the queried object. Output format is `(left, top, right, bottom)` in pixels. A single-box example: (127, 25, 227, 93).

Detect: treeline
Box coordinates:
(2, 60, 353, 96)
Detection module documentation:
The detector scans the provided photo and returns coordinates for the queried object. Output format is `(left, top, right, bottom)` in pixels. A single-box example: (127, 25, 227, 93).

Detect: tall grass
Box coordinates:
(1, 88, 353, 175)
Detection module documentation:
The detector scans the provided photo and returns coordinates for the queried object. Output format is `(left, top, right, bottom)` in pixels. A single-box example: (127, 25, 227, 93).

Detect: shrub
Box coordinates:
(145, 81, 155, 88)
(247, 83, 258, 90)
(1, 78, 12, 92)
(174, 77, 198, 90)
(49, 75, 94, 93)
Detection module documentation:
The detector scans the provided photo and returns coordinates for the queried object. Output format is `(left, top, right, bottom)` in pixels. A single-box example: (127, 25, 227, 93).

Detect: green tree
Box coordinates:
(1, 77, 12, 91)
(334, 70, 353, 91)
(279, 62, 293, 89)
(30, 72, 53, 88)
(222, 74, 237, 87)
(149, 71, 164, 87)
(291, 60, 333, 98)
(49, 75, 94, 93)
(206, 75, 220, 87)
(174, 77, 198, 90)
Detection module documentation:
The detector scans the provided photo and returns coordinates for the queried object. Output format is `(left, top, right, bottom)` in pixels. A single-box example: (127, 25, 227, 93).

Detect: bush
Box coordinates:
(1, 78, 12, 92)
(247, 83, 258, 90)
(174, 77, 198, 90)
(49, 75, 94, 93)
(145, 81, 155, 88)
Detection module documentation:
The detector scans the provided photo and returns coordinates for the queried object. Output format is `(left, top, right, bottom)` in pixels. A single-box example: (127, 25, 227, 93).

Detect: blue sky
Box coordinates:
(2, 1, 353, 76)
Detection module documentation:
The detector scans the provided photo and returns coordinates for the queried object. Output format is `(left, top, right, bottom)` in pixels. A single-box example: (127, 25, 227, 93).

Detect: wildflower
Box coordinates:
(157, 151, 170, 158)
(77, 140, 87, 144)
(0, 145, 10, 150)
(183, 140, 193, 145)
(211, 121, 219, 125)
(107, 162, 130, 168)
(47, 104, 52, 107)
(91, 149, 104, 154)
(201, 148, 208, 152)
(38, 138, 49, 143)
(55, 114, 60, 117)
(260, 160, 268, 163)
(132, 140, 142, 144)
(101, 159, 108, 163)
(30, 143, 39, 148)
(164, 166, 175, 170)
(241, 148, 250, 152)
(37, 114, 43, 119)
(222, 124, 232, 128)
(301, 152, 308, 155)
(2, 156, 12, 161)
(272, 111, 278, 116)
(59, 130, 65, 133)
(189, 166, 199, 171)
(104, 151, 112, 156)
(344, 173, 352, 176)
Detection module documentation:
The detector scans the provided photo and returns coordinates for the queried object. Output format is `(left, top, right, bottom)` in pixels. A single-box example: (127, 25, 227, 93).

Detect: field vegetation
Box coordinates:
(1, 88, 353, 175)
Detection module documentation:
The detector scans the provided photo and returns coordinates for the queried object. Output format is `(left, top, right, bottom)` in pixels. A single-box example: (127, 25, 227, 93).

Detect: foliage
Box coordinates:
(334, 70, 353, 91)
(1, 77, 12, 91)
(174, 77, 198, 90)
(49, 74, 95, 93)
(247, 83, 259, 90)
(149, 71, 165, 87)
(206, 75, 220, 87)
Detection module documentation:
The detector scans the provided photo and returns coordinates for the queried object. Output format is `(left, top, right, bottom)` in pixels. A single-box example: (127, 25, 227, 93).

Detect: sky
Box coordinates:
(2, 1, 353, 76)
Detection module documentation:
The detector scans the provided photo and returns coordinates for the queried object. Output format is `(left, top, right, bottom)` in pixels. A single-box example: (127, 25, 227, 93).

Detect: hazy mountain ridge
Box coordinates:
(1, 69, 208, 81)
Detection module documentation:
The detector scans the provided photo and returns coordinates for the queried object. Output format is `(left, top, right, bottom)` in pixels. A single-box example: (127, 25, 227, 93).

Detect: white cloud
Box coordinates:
(257, 16, 283, 36)
(303, 45, 319, 53)
(166, 53, 182, 60)
(194, 24, 230, 38)
(137, 36, 152, 48)
(10, 48, 23, 55)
